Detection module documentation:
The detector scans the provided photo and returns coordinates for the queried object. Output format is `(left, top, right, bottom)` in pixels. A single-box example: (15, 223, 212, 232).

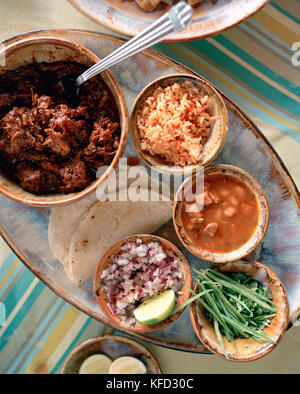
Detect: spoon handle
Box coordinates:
(76, 1, 193, 86)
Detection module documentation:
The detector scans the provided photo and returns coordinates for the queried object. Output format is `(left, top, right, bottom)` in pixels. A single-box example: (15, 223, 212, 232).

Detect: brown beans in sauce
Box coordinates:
(181, 175, 259, 253)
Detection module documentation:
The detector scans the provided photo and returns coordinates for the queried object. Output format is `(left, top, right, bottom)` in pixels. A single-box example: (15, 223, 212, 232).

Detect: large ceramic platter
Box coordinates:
(1, 29, 299, 354)
(67, 0, 269, 43)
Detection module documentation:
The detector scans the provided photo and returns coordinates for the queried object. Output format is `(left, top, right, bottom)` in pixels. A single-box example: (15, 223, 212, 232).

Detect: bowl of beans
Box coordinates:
(173, 164, 269, 263)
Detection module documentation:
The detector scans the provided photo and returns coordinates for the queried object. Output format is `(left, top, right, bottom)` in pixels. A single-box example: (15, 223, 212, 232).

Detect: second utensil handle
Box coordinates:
(76, 1, 193, 86)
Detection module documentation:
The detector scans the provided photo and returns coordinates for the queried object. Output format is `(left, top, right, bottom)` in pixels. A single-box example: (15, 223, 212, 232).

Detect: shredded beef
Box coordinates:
(0, 61, 120, 195)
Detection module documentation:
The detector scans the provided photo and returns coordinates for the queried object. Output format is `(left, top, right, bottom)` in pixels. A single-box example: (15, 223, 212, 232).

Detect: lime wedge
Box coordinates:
(109, 356, 146, 374)
(133, 289, 176, 325)
(79, 354, 112, 374)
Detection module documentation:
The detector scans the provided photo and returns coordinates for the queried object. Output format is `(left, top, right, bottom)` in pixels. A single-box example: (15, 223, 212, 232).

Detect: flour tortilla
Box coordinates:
(48, 165, 173, 285)
(68, 189, 173, 285)
(48, 192, 98, 267)
(48, 165, 127, 267)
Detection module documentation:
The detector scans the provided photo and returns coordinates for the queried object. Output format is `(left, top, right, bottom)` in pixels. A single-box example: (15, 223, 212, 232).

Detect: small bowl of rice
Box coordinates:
(130, 74, 228, 175)
(93, 234, 193, 333)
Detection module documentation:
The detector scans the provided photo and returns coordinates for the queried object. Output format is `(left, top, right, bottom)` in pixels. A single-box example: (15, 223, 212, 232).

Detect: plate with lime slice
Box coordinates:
(61, 334, 161, 374)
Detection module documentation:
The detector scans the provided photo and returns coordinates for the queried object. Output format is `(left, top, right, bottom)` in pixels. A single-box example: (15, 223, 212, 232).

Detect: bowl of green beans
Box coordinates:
(189, 260, 289, 362)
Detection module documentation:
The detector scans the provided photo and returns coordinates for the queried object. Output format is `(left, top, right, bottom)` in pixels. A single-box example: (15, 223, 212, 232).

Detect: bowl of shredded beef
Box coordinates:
(0, 37, 129, 206)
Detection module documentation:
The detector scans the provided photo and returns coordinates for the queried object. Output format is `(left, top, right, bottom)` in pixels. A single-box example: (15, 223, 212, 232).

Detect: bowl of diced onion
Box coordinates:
(93, 234, 193, 333)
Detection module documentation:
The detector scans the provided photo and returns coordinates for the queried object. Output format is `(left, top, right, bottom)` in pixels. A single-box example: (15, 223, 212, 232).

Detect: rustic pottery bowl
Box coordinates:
(173, 164, 269, 263)
(190, 260, 289, 362)
(129, 74, 228, 175)
(67, 0, 270, 43)
(61, 334, 161, 374)
(93, 234, 193, 333)
(0, 36, 129, 207)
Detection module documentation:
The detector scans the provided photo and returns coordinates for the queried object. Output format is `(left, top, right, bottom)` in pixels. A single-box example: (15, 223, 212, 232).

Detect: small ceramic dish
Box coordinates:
(129, 74, 228, 175)
(173, 164, 269, 263)
(189, 260, 289, 362)
(61, 334, 161, 374)
(0, 36, 129, 207)
(93, 234, 193, 333)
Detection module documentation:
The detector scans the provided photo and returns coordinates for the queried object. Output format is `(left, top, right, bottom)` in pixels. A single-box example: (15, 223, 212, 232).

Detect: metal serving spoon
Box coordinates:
(61, 1, 193, 102)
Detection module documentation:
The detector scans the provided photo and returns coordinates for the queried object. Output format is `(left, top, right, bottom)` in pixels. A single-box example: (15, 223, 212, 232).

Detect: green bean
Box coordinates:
(196, 278, 232, 342)
(185, 270, 277, 358)
(197, 273, 248, 325)
(221, 315, 276, 344)
(225, 293, 253, 316)
(207, 269, 276, 307)
(191, 288, 229, 332)
(205, 270, 277, 314)
(209, 289, 241, 340)
(168, 288, 213, 317)
(253, 314, 276, 321)
(196, 277, 250, 342)
(214, 319, 229, 359)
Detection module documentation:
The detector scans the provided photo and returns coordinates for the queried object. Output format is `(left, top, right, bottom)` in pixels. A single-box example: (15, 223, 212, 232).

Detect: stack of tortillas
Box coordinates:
(48, 170, 173, 285)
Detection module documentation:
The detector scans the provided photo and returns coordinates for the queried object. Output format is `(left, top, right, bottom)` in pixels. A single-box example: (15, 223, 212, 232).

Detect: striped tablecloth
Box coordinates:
(0, 0, 299, 374)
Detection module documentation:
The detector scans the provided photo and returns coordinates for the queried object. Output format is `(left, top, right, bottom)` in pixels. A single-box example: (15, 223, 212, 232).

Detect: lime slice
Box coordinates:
(133, 289, 176, 325)
(79, 354, 112, 374)
(109, 356, 146, 374)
